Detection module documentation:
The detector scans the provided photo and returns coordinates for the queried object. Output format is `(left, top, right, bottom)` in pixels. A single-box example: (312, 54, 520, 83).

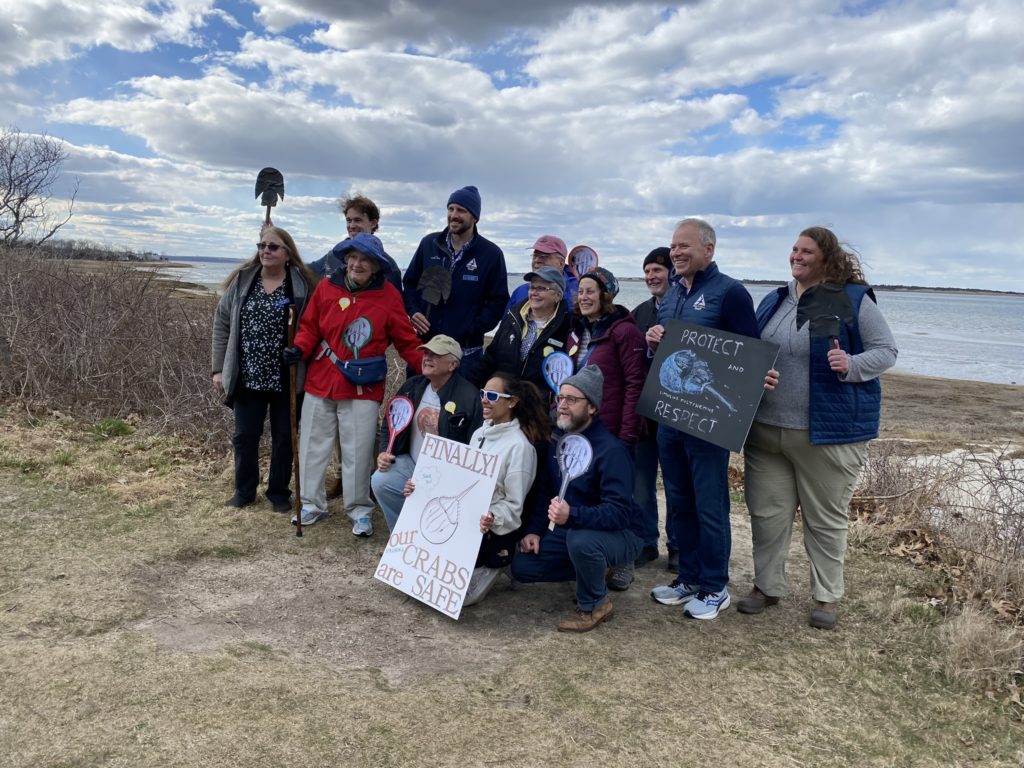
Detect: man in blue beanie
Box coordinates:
(403, 185, 509, 371)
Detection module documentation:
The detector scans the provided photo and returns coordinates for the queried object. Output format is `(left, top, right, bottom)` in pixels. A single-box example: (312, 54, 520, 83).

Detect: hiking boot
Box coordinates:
(270, 498, 292, 514)
(736, 586, 781, 615)
(684, 589, 731, 620)
(557, 599, 613, 632)
(666, 549, 679, 572)
(463, 566, 503, 607)
(634, 545, 660, 568)
(224, 494, 255, 509)
(351, 516, 373, 537)
(607, 564, 635, 591)
(809, 601, 839, 629)
(291, 507, 329, 527)
(650, 579, 698, 606)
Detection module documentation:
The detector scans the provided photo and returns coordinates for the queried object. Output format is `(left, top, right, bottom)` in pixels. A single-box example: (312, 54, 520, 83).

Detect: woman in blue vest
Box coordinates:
(738, 227, 897, 629)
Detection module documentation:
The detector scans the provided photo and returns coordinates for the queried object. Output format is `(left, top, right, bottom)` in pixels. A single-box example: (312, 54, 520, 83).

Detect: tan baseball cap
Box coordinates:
(418, 334, 463, 361)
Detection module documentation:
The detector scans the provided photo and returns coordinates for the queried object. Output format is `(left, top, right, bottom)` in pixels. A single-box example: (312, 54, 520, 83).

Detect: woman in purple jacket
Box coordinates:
(571, 267, 649, 447)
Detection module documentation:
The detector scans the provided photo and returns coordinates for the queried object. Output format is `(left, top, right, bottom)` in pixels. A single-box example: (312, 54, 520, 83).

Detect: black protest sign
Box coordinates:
(637, 319, 779, 452)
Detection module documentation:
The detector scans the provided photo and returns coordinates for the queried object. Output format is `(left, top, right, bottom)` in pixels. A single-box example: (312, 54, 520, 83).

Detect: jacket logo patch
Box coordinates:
(338, 297, 351, 311)
(694, 294, 706, 311)
(466, 258, 478, 272)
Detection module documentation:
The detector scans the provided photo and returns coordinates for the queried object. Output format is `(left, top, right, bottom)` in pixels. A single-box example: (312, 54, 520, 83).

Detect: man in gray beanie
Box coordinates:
(511, 365, 644, 632)
(403, 185, 509, 372)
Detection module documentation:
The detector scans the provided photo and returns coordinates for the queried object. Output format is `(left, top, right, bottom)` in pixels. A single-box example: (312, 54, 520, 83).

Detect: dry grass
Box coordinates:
(853, 438, 1024, 718)
(3, 407, 1024, 767)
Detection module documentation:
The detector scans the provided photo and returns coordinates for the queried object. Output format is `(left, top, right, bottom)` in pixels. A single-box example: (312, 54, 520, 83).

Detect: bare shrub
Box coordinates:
(856, 439, 1024, 716)
(0, 248, 229, 447)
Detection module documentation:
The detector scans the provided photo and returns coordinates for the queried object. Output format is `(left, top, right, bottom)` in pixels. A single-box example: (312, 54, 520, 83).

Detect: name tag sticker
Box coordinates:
(462, 275, 479, 281)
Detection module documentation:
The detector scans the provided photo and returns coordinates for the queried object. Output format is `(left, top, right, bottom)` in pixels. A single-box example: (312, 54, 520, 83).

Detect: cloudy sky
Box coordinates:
(3, 0, 1022, 290)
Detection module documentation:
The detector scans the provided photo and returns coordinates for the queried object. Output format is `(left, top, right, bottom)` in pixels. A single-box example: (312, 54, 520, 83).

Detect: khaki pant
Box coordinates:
(298, 394, 379, 522)
(743, 422, 868, 603)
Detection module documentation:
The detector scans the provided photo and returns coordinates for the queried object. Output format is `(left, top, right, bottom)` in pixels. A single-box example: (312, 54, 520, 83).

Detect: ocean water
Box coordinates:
(164, 259, 1024, 386)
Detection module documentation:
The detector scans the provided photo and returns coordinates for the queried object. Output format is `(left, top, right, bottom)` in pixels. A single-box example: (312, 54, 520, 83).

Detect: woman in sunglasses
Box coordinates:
(462, 372, 552, 605)
(212, 227, 318, 512)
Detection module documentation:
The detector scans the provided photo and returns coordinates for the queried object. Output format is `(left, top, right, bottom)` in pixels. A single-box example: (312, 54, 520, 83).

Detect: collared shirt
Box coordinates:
(444, 230, 475, 271)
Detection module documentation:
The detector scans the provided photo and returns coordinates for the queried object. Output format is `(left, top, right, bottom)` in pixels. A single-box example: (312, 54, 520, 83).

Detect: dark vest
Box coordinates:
(756, 283, 882, 445)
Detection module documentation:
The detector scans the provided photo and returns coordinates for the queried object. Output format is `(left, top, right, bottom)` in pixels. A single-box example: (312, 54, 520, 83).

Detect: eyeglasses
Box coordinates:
(480, 389, 513, 403)
(527, 284, 557, 294)
(556, 394, 586, 405)
(257, 242, 284, 253)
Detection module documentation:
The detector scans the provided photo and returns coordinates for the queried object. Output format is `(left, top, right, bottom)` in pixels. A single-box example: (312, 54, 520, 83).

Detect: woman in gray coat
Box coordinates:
(212, 226, 317, 511)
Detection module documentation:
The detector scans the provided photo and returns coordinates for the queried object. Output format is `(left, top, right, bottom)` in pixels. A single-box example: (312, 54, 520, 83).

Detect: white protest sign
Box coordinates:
(374, 434, 500, 620)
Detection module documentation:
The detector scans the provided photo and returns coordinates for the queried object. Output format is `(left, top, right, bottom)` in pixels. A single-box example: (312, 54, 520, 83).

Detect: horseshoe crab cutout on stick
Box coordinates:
(384, 396, 414, 455)
(420, 480, 479, 545)
(342, 316, 373, 394)
(548, 433, 593, 531)
(567, 245, 599, 278)
(541, 351, 574, 395)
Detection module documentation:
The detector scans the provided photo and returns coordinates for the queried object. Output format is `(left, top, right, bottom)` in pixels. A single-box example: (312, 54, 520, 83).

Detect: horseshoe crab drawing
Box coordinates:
(659, 350, 737, 413)
(419, 480, 478, 545)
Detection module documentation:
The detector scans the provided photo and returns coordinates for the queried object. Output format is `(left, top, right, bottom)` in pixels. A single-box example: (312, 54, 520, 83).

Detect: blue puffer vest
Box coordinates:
(756, 284, 882, 445)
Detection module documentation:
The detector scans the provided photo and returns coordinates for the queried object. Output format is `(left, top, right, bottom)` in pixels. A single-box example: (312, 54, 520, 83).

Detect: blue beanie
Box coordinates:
(447, 185, 481, 221)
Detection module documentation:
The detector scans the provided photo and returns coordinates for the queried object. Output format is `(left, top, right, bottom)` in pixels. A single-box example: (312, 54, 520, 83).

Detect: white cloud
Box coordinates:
(0, 0, 219, 74)
(14, 0, 1023, 291)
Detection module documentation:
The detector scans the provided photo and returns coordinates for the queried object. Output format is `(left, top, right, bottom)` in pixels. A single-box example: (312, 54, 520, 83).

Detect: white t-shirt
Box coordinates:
(409, 385, 441, 459)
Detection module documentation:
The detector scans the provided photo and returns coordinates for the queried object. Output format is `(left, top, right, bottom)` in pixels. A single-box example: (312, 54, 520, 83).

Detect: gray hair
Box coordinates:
(675, 217, 716, 248)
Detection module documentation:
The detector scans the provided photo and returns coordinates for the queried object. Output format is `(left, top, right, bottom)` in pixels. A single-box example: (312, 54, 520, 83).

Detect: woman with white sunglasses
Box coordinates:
(464, 372, 551, 605)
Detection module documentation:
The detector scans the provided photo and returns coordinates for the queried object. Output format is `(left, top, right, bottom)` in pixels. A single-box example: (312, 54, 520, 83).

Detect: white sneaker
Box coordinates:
(650, 580, 698, 606)
(683, 589, 731, 620)
(351, 516, 373, 537)
(463, 566, 502, 607)
(291, 507, 329, 526)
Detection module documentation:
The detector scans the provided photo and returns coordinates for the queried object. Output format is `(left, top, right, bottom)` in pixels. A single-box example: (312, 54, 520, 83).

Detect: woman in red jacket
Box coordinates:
(284, 233, 423, 536)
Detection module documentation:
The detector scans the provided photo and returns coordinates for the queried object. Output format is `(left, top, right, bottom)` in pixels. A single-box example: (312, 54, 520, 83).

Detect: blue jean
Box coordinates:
(510, 527, 643, 611)
(370, 453, 417, 532)
(658, 426, 731, 593)
(634, 425, 677, 552)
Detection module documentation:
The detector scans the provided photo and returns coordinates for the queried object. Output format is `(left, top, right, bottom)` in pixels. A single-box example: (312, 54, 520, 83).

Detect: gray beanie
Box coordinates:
(562, 364, 604, 409)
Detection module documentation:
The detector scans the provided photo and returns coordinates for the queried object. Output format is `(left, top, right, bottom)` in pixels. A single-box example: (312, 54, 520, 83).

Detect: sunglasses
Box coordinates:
(257, 242, 284, 253)
(479, 389, 513, 403)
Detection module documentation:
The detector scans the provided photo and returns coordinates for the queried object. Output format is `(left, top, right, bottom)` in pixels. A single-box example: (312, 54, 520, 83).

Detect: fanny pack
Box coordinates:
(317, 341, 388, 386)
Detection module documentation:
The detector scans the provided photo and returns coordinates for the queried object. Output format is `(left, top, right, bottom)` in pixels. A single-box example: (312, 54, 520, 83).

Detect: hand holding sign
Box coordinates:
(548, 433, 593, 530)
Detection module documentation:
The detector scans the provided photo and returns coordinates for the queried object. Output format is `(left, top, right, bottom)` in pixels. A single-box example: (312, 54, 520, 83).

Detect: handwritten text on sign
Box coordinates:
(374, 434, 499, 619)
(637, 319, 779, 453)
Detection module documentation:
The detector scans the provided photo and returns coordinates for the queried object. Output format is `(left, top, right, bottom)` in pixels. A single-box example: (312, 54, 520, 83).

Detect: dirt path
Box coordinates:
(1, 378, 1023, 767)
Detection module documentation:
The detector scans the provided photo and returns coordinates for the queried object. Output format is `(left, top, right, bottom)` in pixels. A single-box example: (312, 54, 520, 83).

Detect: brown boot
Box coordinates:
(557, 598, 613, 632)
(809, 601, 839, 629)
(736, 586, 781, 615)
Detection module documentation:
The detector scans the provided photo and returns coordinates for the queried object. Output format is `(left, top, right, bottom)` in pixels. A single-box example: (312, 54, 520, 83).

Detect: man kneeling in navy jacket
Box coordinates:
(511, 365, 643, 632)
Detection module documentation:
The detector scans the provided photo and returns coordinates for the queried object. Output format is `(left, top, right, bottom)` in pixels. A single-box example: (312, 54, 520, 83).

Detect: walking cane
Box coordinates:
(288, 305, 303, 537)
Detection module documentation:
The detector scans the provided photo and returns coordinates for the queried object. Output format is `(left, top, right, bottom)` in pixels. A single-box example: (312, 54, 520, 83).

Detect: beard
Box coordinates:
(556, 410, 589, 433)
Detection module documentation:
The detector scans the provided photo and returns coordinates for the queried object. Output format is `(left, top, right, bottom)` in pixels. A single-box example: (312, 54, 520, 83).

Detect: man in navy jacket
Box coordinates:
(511, 365, 643, 633)
(645, 218, 758, 621)
(403, 186, 509, 371)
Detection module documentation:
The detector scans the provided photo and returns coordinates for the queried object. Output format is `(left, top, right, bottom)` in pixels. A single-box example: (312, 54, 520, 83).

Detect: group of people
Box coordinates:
(211, 186, 897, 633)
